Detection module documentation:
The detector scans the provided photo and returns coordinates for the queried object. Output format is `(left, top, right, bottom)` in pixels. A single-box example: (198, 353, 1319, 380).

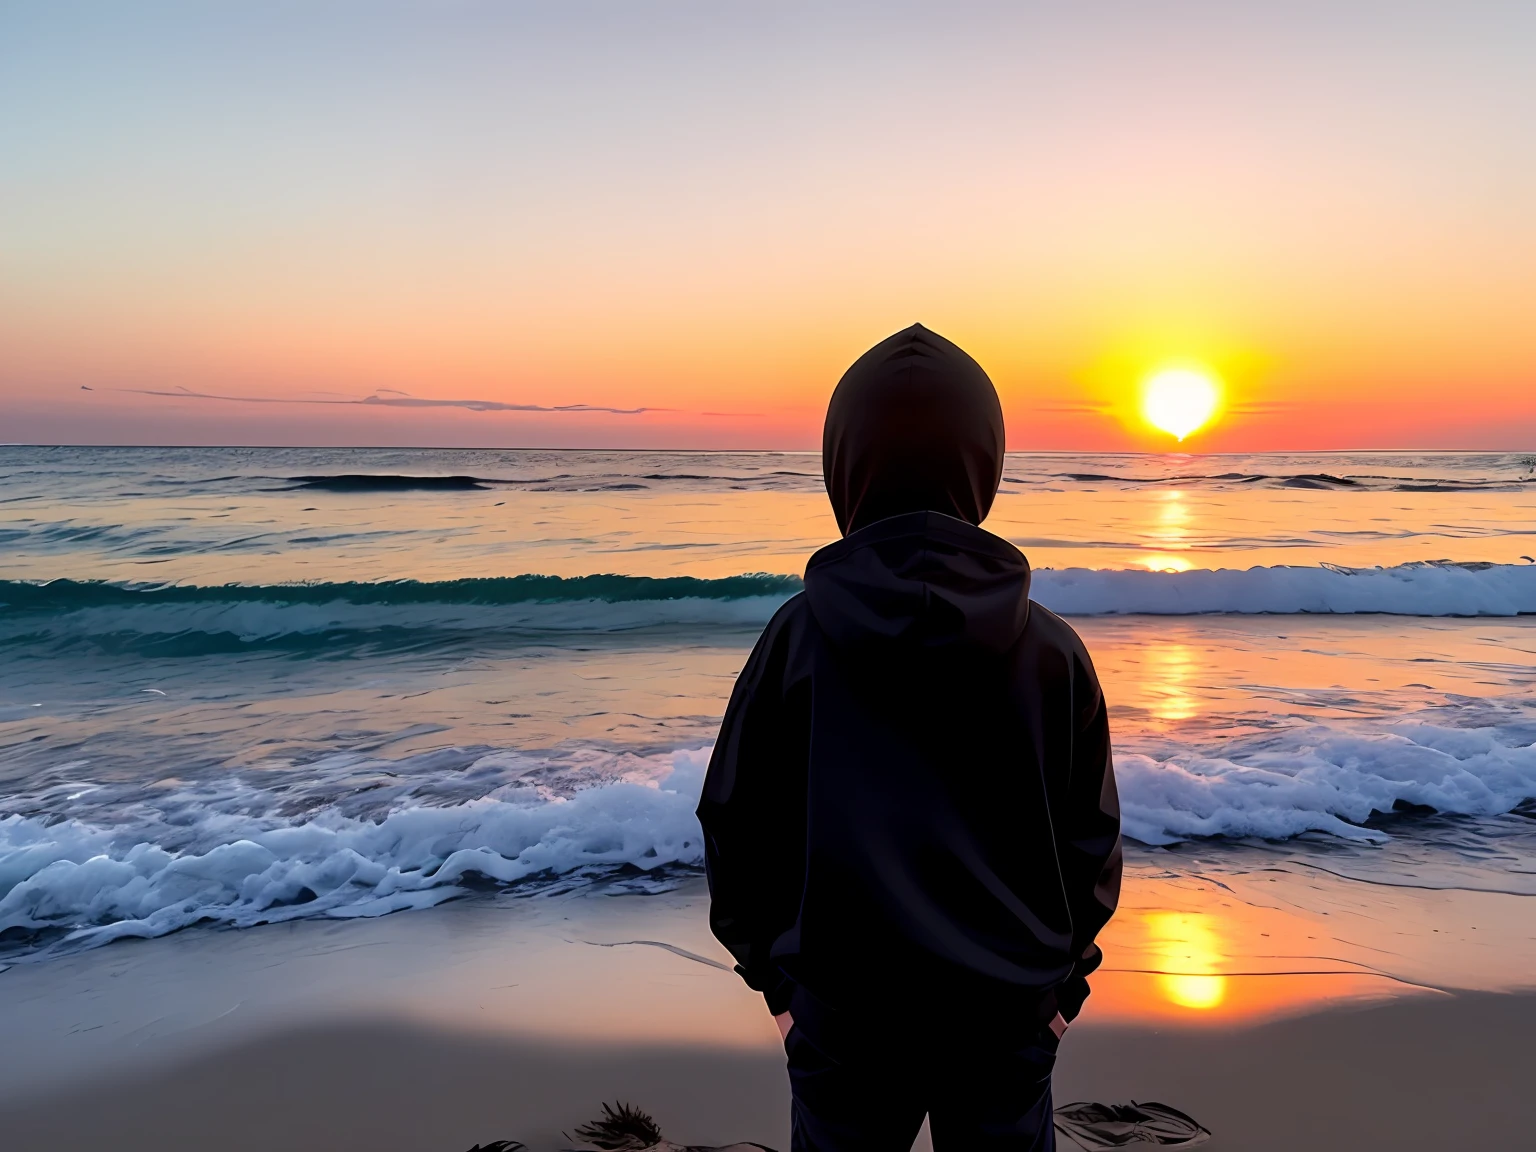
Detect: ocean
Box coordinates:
(2, 446, 1535, 963)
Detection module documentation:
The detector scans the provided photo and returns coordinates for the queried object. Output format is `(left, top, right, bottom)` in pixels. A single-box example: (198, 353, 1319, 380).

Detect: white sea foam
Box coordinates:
(1117, 721, 1536, 845)
(0, 749, 711, 954)
(2, 719, 1533, 959)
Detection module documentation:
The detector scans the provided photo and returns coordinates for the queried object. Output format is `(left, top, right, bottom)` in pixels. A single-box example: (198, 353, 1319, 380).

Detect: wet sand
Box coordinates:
(2, 994, 1534, 1152)
(1, 877, 1532, 1152)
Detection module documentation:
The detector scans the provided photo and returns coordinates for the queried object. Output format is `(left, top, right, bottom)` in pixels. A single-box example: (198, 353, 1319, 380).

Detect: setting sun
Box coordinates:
(1141, 368, 1222, 442)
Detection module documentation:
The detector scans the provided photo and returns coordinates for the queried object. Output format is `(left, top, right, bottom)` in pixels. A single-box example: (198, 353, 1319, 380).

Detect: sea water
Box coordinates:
(1, 446, 1534, 961)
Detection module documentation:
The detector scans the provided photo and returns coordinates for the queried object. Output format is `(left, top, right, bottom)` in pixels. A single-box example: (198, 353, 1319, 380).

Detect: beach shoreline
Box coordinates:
(2, 876, 1531, 1151)
(5, 994, 1535, 1152)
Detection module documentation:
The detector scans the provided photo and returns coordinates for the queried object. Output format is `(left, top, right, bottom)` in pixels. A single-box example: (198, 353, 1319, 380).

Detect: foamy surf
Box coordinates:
(3, 712, 1533, 961)
(1117, 719, 1536, 845)
(0, 749, 712, 959)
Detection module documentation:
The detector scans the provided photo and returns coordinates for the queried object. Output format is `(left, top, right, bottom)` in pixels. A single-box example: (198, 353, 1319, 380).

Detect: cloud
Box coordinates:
(357, 395, 653, 414)
(117, 386, 654, 416)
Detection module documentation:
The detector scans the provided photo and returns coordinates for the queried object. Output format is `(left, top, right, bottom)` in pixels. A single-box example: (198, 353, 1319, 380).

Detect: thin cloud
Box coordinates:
(358, 396, 654, 415)
(1032, 403, 1111, 414)
(118, 386, 655, 416)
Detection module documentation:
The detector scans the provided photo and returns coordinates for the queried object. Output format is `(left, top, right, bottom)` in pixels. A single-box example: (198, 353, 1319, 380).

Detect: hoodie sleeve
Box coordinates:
(1054, 649, 1123, 1023)
(696, 598, 812, 1016)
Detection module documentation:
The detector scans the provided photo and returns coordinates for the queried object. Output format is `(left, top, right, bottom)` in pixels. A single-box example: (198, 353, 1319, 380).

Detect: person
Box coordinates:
(696, 324, 1122, 1152)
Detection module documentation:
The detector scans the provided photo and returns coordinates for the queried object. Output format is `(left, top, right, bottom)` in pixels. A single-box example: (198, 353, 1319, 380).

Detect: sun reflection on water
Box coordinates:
(1135, 553, 1195, 572)
(1131, 491, 1197, 571)
(1145, 912, 1228, 1010)
(1145, 644, 1198, 721)
(1158, 490, 1191, 534)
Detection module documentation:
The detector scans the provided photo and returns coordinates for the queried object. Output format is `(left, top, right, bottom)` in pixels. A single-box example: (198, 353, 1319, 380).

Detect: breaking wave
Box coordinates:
(1031, 561, 1536, 617)
(0, 576, 799, 652)
(0, 749, 712, 960)
(3, 562, 1535, 653)
(2, 709, 1533, 960)
(1117, 719, 1536, 846)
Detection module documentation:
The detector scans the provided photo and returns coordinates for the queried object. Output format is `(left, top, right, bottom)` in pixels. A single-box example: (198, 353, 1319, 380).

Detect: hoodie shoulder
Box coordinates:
(1023, 600, 1088, 658)
(764, 588, 813, 636)
(1024, 600, 1104, 708)
(738, 591, 817, 690)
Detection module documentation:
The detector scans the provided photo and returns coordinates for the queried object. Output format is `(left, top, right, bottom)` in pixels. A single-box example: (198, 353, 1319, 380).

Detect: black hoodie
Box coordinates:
(697, 325, 1121, 1037)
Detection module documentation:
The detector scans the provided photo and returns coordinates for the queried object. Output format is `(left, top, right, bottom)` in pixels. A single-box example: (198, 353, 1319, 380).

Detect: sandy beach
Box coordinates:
(3, 872, 1531, 1152)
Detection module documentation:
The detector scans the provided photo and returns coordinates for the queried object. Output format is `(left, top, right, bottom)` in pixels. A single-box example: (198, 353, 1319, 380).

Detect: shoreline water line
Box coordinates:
(3, 707, 1533, 964)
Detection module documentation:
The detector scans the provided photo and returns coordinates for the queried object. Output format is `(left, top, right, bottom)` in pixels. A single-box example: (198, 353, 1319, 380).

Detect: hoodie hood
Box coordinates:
(803, 511, 1031, 654)
(823, 324, 1006, 537)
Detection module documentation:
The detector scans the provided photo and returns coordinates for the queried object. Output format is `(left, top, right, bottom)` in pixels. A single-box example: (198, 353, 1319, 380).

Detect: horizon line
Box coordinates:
(2, 444, 1533, 455)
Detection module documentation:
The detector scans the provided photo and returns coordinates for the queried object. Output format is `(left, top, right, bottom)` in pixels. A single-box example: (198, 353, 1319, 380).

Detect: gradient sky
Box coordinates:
(3, 1, 1534, 450)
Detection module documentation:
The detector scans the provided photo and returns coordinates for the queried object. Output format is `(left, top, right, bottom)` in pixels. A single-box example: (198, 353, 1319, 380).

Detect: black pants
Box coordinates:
(784, 993, 1058, 1152)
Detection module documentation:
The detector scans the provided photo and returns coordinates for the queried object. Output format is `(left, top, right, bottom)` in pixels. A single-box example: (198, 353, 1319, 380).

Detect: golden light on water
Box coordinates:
(1141, 368, 1221, 441)
(1131, 490, 1195, 571)
(1135, 553, 1195, 572)
(1146, 643, 1198, 721)
(1146, 911, 1228, 1010)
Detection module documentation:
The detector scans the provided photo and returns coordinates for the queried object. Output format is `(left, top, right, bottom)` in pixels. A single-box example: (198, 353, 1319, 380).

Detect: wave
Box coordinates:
(270, 468, 1536, 495)
(3, 563, 1534, 651)
(1030, 561, 1536, 616)
(1037, 470, 1365, 488)
(0, 748, 712, 960)
(275, 471, 824, 493)
(1118, 719, 1536, 846)
(0, 579, 796, 653)
(3, 714, 1533, 960)
(0, 574, 799, 611)
(284, 474, 496, 492)
(993, 469, 1536, 492)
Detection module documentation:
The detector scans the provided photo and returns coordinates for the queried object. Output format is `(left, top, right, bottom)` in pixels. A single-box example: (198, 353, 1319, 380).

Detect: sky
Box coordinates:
(3, 0, 1534, 451)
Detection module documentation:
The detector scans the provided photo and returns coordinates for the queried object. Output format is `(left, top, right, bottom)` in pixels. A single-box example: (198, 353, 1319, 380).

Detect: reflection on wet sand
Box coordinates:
(1080, 856, 1536, 1027)
(1088, 896, 1417, 1026)
(0, 863, 1530, 1139)
(1144, 912, 1227, 1009)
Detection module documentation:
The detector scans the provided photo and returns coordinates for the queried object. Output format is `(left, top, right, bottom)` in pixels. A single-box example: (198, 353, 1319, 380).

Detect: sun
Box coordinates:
(1141, 367, 1221, 442)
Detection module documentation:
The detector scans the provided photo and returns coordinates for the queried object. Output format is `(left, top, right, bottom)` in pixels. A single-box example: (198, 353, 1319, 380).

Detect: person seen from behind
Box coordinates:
(697, 324, 1123, 1151)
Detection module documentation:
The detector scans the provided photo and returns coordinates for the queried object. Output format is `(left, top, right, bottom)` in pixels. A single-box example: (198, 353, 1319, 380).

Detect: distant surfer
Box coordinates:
(698, 324, 1123, 1151)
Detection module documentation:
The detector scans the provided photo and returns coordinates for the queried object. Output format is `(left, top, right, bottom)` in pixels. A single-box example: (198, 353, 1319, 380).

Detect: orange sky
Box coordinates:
(3, 2, 1534, 449)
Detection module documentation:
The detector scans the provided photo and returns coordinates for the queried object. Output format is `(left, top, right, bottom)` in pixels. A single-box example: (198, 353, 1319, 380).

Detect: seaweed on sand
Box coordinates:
(562, 1100, 777, 1152)
(570, 1102, 666, 1150)
(466, 1096, 1212, 1151)
(1053, 1100, 1212, 1149)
